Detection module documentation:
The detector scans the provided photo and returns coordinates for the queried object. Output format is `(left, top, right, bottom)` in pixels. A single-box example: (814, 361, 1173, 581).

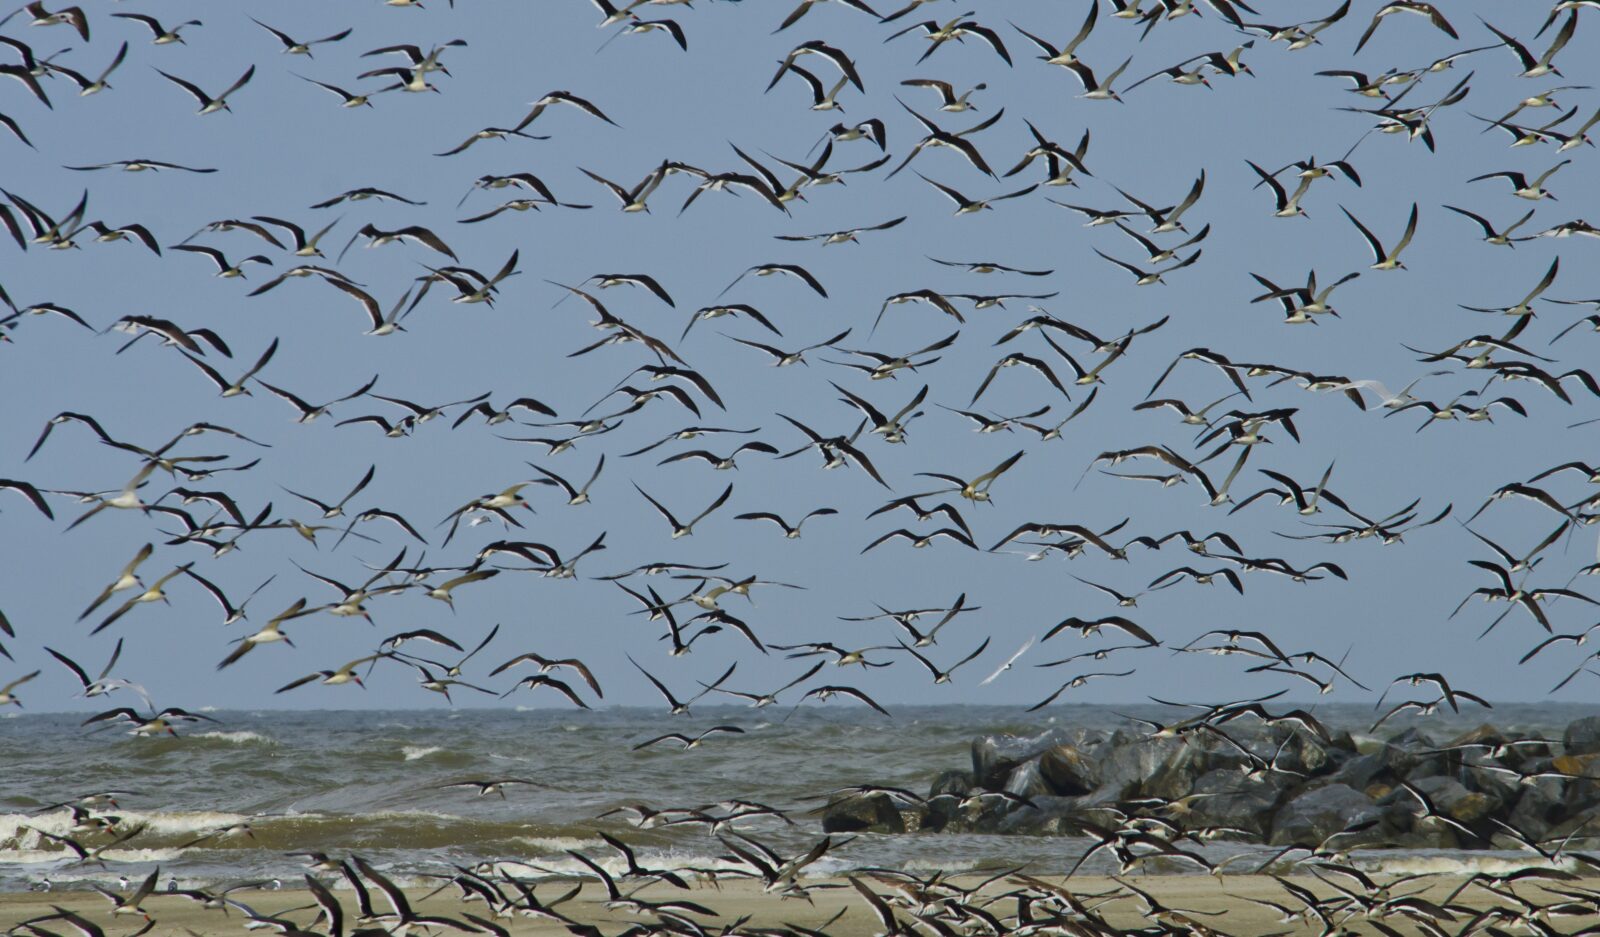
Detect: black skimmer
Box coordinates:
(1353, 2, 1456, 54)
(43, 40, 126, 96)
(1481, 13, 1576, 78)
(251, 19, 351, 55)
(1469, 159, 1569, 200)
(113, 12, 200, 44)
(1342, 202, 1417, 269)
(632, 725, 746, 750)
(155, 65, 254, 115)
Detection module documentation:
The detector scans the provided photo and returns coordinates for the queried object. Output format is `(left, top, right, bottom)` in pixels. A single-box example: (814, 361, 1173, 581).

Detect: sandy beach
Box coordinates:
(3, 872, 1593, 936)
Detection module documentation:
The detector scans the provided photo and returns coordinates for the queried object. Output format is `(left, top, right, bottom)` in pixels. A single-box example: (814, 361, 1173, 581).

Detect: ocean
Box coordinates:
(1, 703, 1592, 893)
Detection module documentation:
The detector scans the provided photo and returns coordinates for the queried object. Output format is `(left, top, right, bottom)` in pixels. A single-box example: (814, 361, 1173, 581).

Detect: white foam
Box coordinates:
(139, 810, 252, 837)
(527, 851, 737, 878)
(1, 809, 252, 846)
(193, 730, 275, 744)
(402, 745, 442, 761)
(470, 859, 552, 879)
(512, 835, 606, 852)
(0, 847, 184, 866)
(1366, 854, 1580, 876)
(360, 802, 467, 818)
(902, 856, 978, 873)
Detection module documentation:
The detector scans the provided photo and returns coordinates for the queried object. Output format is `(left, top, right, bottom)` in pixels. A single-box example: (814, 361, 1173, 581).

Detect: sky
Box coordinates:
(1, 0, 1598, 715)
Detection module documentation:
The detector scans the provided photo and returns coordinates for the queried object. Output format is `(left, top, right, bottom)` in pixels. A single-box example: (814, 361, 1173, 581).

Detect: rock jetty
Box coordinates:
(823, 717, 1600, 850)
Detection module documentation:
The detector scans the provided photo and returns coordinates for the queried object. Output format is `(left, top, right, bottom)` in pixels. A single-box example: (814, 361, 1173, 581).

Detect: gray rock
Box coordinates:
(996, 794, 1098, 835)
(1039, 745, 1098, 796)
(821, 792, 903, 833)
(1386, 727, 1439, 752)
(971, 728, 1103, 789)
(1272, 728, 1342, 777)
(1269, 784, 1381, 847)
(1094, 735, 1199, 800)
(971, 737, 1016, 790)
(1555, 753, 1600, 809)
(1184, 768, 1289, 838)
(921, 793, 964, 832)
(897, 799, 934, 832)
(1505, 779, 1563, 844)
(1546, 799, 1600, 843)
(928, 769, 973, 799)
(1331, 743, 1415, 798)
(1461, 763, 1521, 808)
(1565, 716, 1600, 756)
(1378, 777, 1495, 848)
(1148, 738, 1228, 800)
(1445, 724, 1510, 752)
(1410, 775, 1502, 823)
(1006, 759, 1056, 800)
(1327, 730, 1359, 754)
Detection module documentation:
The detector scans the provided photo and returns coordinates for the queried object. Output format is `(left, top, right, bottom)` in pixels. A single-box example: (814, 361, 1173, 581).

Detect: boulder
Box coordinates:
(1182, 768, 1289, 838)
(1272, 727, 1342, 777)
(1546, 799, 1600, 843)
(1039, 745, 1098, 796)
(920, 793, 964, 833)
(1331, 743, 1415, 799)
(1505, 779, 1564, 844)
(1410, 775, 1501, 823)
(996, 794, 1099, 835)
(1445, 724, 1509, 751)
(1555, 752, 1600, 809)
(1461, 761, 1522, 807)
(821, 792, 904, 833)
(1378, 777, 1496, 848)
(1551, 752, 1599, 776)
(971, 728, 1096, 789)
(971, 736, 1018, 790)
(928, 769, 973, 799)
(1386, 726, 1439, 753)
(1269, 784, 1381, 847)
(1565, 716, 1600, 756)
(1006, 759, 1056, 800)
(1094, 735, 1199, 800)
(898, 799, 937, 832)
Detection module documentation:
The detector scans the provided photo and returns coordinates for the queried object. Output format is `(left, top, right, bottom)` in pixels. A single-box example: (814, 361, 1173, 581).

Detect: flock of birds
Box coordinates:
(7, 0, 1600, 934)
(1, 0, 1600, 855)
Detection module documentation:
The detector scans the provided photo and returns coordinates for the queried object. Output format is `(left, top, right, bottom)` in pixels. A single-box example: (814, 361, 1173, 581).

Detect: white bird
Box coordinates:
(979, 637, 1033, 685)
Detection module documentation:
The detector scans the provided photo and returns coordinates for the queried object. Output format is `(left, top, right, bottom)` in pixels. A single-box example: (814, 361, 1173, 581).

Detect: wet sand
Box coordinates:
(1, 872, 1589, 935)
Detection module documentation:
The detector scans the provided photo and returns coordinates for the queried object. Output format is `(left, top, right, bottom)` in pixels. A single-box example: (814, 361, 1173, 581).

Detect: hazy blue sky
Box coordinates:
(2, 0, 1598, 715)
